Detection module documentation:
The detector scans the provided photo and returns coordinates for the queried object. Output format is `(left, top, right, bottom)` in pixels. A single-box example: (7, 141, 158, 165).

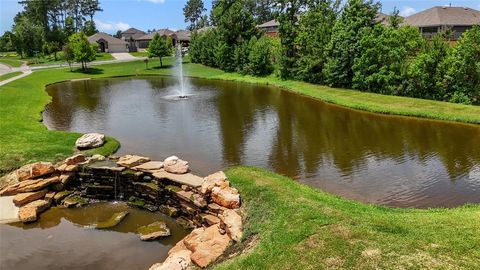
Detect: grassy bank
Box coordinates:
(219, 167, 480, 269)
(0, 71, 22, 82)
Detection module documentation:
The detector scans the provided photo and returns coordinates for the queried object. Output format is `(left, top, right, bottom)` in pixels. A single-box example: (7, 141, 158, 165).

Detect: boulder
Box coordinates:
(149, 250, 192, 270)
(18, 199, 51, 223)
(163, 156, 189, 174)
(59, 173, 75, 185)
(200, 171, 227, 194)
(133, 161, 164, 172)
(56, 164, 79, 172)
(44, 191, 56, 202)
(75, 133, 105, 149)
(16, 162, 55, 181)
(65, 154, 86, 165)
(53, 190, 73, 204)
(183, 224, 231, 268)
(87, 154, 106, 163)
(0, 176, 60, 196)
(95, 211, 129, 229)
(13, 190, 48, 206)
(202, 214, 221, 226)
(0, 171, 19, 190)
(220, 209, 243, 242)
(211, 186, 241, 209)
(192, 194, 207, 208)
(138, 221, 171, 241)
(117, 155, 150, 167)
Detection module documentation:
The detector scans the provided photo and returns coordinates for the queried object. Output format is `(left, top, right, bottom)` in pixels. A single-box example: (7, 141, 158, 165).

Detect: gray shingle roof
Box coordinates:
(136, 29, 175, 41)
(257, 19, 279, 28)
(404, 6, 480, 27)
(88, 32, 127, 45)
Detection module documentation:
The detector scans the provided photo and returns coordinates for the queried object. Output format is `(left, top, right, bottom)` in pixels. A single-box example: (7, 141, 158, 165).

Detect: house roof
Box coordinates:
(257, 19, 279, 28)
(172, 30, 191, 41)
(122, 27, 145, 35)
(88, 32, 127, 45)
(404, 6, 480, 27)
(136, 29, 175, 41)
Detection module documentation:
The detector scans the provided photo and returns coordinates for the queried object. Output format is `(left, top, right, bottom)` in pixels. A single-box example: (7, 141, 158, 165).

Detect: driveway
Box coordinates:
(111, 53, 137, 60)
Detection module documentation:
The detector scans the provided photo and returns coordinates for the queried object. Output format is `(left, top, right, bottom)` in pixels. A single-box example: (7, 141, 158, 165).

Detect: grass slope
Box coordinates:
(0, 71, 22, 82)
(0, 58, 24, 67)
(219, 167, 480, 269)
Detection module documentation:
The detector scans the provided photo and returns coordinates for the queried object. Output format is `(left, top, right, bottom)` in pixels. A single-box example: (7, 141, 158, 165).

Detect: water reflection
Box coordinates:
(43, 77, 480, 208)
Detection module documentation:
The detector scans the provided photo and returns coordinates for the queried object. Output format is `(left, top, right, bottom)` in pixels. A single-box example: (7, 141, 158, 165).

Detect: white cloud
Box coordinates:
(146, 0, 165, 4)
(399, 6, 416, 17)
(95, 19, 131, 33)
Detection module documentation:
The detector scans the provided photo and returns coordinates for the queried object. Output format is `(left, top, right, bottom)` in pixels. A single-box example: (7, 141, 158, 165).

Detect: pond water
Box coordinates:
(0, 202, 189, 270)
(43, 77, 480, 208)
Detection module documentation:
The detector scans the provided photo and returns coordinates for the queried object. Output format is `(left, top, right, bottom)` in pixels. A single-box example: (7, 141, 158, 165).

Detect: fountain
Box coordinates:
(175, 43, 189, 99)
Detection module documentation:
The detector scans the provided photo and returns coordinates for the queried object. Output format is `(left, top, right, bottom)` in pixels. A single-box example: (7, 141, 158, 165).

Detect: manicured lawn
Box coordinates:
(0, 58, 25, 67)
(129, 51, 148, 57)
(0, 71, 22, 82)
(1, 58, 479, 269)
(219, 167, 480, 269)
(94, 52, 115, 61)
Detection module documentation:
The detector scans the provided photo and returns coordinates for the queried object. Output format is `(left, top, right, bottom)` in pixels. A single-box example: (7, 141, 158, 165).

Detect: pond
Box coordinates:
(43, 76, 480, 208)
(0, 202, 189, 270)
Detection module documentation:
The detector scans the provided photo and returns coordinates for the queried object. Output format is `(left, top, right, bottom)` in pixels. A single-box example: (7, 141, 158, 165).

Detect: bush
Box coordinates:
(245, 36, 274, 76)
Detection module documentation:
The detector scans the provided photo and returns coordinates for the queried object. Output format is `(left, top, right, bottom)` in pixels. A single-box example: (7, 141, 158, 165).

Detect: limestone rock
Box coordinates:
(13, 190, 48, 206)
(65, 154, 86, 165)
(176, 190, 193, 201)
(75, 133, 105, 149)
(133, 161, 164, 172)
(59, 173, 75, 185)
(220, 209, 243, 242)
(149, 250, 192, 270)
(95, 211, 129, 229)
(192, 193, 207, 208)
(117, 155, 150, 167)
(44, 191, 56, 202)
(152, 171, 203, 187)
(159, 205, 179, 217)
(87, 154, 106, 163)
(56, 164, 79, 172)
(0, 176, 60, 196)
(0, 171, 19, 190)
(211, 186, 241, 209)
(202, 214, 221, 226)
(163, 156, 189, 174)
(183, 224, 231, 268)
(18, 199, 51, 223)
(53, 190, 73, 204)
(16, 162, 55, 181)
(200, 171, 227, 194)
(138, 221, 171, 241)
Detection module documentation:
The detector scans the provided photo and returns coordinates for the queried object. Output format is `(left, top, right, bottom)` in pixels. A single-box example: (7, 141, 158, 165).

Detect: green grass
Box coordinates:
(216, 167, 480, 269)
(94, 52, 115, 61)
(129, 51, 148, 57)
(0, 71, 22, 82)
(0, 58, 25, 67)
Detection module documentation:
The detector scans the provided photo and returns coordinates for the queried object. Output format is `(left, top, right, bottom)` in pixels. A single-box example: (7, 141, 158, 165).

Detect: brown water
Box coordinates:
(43, 77, 480, 208)
(0, 202, 189, 270)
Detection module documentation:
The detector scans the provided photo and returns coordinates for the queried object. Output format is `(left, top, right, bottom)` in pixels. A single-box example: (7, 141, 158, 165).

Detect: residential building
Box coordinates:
(404, 6, 480, 40)
(135, 29, 191, 50)
(121, 27, 146, 52)
(257, 19, 279, 37)
(88, 32, 128, 53)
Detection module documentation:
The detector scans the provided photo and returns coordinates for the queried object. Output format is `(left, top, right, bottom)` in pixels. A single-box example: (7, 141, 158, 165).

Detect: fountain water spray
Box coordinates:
(175, 43, 189, 99)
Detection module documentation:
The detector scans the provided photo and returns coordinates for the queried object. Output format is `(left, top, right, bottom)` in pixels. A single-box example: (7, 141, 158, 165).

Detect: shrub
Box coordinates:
(245, 36, 274, 76)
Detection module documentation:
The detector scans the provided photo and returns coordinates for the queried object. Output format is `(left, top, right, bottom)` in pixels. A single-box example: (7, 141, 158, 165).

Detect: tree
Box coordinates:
(276, 0, 308, 78)
(324, 0, 380, 87)
(64, 16, 76, 37)
(81, 0, 102, 22)
(252, 0, 275, 24)
(388, 7, 403, 28)
(147, 33, 171, 67)
(405, 34, 450, 100)
(82, 20, 98, 36)
(352, 25, 424, 95)
(294, 0, 339, 83)
(245, 36, 274, 75)
(183, 0, 206, 30)
(68, 32, 96, 71)
(114, 30, 122, 39)
(0, 31, 16, 52)
(441, 26, 480, 104)
(63, 43, 75, 71)
(13, 17, 44, 57)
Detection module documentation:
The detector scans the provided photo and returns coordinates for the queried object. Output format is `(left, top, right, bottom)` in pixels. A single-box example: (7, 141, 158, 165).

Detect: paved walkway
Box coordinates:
(0, 64, 32, 87)
(0, 196, 20, 224)
(0, 63, 11, 75)
(111, 52, 137, 60)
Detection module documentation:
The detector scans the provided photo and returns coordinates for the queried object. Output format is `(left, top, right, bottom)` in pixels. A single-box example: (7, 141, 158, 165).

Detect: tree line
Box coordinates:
(186, 0, 479, 105)
(0, 0, 101, 59)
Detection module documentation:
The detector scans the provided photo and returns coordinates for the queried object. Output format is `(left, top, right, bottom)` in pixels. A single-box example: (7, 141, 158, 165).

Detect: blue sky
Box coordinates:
(1, 0, 480, 34)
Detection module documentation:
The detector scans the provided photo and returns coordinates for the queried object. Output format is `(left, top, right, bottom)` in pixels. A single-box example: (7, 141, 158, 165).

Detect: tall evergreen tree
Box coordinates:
(323, 0, 380, 87)
(183, 0, 207, 30)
